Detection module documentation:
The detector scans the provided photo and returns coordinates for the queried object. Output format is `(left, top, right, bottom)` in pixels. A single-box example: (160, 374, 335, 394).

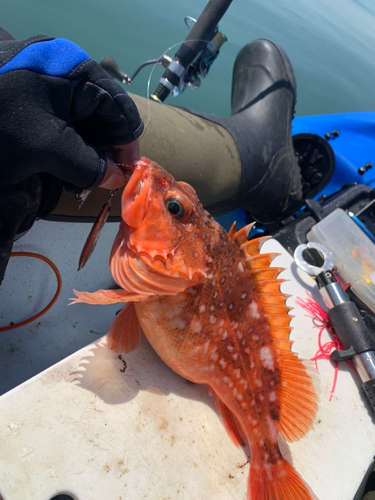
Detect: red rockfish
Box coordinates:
(72, 157, 319, 499)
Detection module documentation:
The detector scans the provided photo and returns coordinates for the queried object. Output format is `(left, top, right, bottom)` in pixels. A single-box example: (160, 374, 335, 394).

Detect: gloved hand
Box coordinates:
(0, 27, 144, 285)
(0, 29, 144, 192)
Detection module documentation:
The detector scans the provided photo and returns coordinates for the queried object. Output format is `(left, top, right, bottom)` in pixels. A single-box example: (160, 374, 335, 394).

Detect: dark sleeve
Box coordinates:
(0, 35, 144, 190)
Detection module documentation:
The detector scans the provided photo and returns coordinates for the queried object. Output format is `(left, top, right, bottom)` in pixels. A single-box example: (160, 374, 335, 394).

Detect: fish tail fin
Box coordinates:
(248, 459, 319, 500)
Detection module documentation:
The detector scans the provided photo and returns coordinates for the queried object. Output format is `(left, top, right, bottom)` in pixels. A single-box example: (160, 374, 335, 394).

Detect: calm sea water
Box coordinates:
(2, 0, 375, 117)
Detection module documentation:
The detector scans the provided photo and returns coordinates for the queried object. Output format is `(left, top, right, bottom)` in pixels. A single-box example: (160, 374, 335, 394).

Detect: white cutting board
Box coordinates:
(0, 221, 374, 500)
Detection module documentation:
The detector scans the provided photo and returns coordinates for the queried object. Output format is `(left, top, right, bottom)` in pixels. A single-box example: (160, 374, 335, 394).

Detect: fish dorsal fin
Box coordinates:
(238, 234, 319, 442)
(106, 303, 142, 354)
(228, 222, 255, 245)
(210, 388, 246, 447)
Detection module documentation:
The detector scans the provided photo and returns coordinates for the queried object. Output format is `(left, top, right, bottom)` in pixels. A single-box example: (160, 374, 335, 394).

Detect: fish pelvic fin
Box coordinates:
(248, 458, 319, 500)
(69, 289, 150, 305)
(210, 388, 246, 447)
(106, 303, 142, 353)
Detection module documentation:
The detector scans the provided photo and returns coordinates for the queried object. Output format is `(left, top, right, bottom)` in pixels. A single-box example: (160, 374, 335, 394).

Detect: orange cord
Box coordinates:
(0, 252, 62, 332)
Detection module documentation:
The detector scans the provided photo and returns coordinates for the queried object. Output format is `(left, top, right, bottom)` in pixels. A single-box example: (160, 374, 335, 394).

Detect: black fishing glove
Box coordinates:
(0, 27, 144, 284)
(0, 30, 143, 190)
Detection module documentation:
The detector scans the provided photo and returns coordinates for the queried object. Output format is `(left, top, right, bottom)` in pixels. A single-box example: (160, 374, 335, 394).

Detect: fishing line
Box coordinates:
(141, 38, 212, 137)
(0, 252, 62, 332)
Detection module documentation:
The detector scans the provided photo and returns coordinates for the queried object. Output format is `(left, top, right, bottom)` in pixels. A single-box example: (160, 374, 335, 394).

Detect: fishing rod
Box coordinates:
(100, 0, 232, 102)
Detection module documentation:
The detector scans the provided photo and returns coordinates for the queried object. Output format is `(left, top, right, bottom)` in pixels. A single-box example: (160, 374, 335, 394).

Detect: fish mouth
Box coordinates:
(121, 160, 150, 228)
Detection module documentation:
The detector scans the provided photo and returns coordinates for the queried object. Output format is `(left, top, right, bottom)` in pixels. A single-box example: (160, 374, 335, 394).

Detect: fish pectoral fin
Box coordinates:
(249, 458, 318, 500)
(69, 289, 150, 305)
(210, 388, 246, 447)
(106, 303, 142, 354)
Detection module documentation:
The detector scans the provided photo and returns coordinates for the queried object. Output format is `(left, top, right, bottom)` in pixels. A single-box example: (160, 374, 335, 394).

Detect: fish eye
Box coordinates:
(165, 195, 190, 220)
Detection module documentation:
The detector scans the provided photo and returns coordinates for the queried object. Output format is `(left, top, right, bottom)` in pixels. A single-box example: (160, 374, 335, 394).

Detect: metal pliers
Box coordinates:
(295, 242, 375, 414)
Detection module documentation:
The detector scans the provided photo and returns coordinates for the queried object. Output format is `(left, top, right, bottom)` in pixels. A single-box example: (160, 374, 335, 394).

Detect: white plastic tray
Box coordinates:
(0, 221, 374, 500)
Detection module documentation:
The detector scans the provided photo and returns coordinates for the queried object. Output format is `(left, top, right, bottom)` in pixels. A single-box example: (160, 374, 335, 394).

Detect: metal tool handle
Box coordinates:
(329, 301, 375, 361)
(295, 242, 375, 414)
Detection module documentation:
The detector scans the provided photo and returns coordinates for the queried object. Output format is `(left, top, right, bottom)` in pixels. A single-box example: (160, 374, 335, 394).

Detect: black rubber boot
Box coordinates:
(191, 39, 303, 221)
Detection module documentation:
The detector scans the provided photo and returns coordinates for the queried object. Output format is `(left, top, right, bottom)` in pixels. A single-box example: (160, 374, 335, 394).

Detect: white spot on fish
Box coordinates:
(260, 346, 275, 371)
(227, 345, 234, 352)
(223, 376, 233, 388)
(250, 361, 255, 369)
(241, 293, 247, 299)
(207, 273, 214, 279)
(264, 463, 273, 480)
(249, 301, 260, 318)
(210, 305, 215, 311)
(223, 331, 228, 339)
(238, 262, 244, 272)
(173, 319, 186, 330)
(211, 351, 219, 361)
(269, 391, 276, 402)
(213, 291, 218, 299)
(219, 319, 224, 326)
(229, 271, 233, 277)
(234, 369, 241, 378)
(193, 252, 199, 258)
(237, 393, 243, 401)
(219, 359, 227, 368)
(245, 348, 251, 355)
(254, 378, 263, 388)
(241, 402, 247, 409)
(220, 277, 226, 284)
(259, 394, 264, 401)
(173, 272, 180, 278)
(203, 341, 210, 354)
(209, 315, 217, 324)
(212, 280, 216, 286)
(199, 305, 206, 313)
(266, 416, 278, 441)
(229, 303, 234, 310)
(232, 353, 238, 361)
(233, 388, 237, 396)
(237, 331, 243, 339)
(252, 334, 260, 341)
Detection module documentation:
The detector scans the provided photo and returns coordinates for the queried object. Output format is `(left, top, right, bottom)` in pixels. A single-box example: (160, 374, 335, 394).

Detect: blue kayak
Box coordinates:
(293, 111, 375, 196)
